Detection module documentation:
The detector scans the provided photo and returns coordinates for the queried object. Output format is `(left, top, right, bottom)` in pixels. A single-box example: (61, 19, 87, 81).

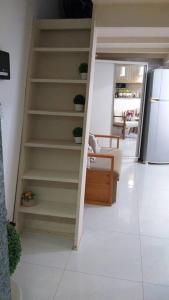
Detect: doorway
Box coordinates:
(90, 59, 147, 158)
(112, 62, 147, 158)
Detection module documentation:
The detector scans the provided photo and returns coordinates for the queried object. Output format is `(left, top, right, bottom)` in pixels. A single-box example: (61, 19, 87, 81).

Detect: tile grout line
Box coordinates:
(64, 267, 143, 284)
(64, 228, 144, 284)
(137, 191, 145, 300)
(52, 247, 73, 299)
(21, 259, 65, 271)
(52, 269, 65, 300)
(23, 254, 169, 289)
(93, 229, 169, 241)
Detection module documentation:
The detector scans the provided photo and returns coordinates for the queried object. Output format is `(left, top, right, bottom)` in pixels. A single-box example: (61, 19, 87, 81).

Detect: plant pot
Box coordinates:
(74, 104, 84, 112)
(74, 136, 82, 144)
(11, 279, 22, 300)
(80, 73, 87, 80)
(22, 198, 36, 207)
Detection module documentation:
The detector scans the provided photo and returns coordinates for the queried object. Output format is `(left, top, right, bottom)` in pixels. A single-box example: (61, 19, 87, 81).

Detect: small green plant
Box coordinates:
(79, 63, 88, 74)
(73, 127, 83, 137)
(74, 95, 85, 105)
(7, 222, 22, 275)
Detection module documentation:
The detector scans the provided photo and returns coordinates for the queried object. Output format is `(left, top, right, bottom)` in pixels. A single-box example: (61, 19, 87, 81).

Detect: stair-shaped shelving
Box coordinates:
(14, 18, 95, 247)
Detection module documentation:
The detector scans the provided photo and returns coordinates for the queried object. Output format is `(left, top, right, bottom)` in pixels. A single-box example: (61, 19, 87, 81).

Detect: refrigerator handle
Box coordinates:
(150, 98, 160, 102)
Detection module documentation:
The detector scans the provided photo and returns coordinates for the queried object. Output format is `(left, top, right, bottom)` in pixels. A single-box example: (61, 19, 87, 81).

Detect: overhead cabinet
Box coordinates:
(14, 19, 95, 248)
(115, 64, 144, 83)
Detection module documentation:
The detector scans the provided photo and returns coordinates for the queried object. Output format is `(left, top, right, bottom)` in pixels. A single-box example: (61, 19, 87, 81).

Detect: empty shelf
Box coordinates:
(27, 110, 84, 117)
(22, 169, 79, 184)
(19, 200, 76, 219)
(30, 78, 87, 84)
(35, 19, 91, 30)
(24, 139, 82, 150)
(34, 47, 90, 53)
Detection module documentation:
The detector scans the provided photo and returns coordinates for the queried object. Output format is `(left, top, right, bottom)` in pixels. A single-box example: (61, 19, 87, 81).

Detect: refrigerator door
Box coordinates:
(160, 69, 169, 100)
(147, 101, 169, 163)
(139, 70, 160, 162)
(151, 69, 162, 100)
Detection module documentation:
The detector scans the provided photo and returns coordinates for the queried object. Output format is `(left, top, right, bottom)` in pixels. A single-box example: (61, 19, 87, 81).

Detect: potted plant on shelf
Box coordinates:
(7, 222, 22, 300)
(73, 95, 85, 112)
(79, 63, 88, 80)
(21, 191, 36, 207)
(73, 127, 83, 144)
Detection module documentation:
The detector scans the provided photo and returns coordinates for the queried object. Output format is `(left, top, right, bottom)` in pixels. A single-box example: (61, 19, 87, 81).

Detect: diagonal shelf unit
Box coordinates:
(14, 18, 95, 246)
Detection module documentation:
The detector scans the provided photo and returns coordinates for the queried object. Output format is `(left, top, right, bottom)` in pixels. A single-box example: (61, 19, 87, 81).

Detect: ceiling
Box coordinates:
(93, 0, 169, 3)
(96, 28, 169, 59)
(93, 1, 169, 58)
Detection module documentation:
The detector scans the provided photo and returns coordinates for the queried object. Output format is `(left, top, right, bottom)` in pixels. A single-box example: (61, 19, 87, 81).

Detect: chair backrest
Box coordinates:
(113, 114, 126, 125)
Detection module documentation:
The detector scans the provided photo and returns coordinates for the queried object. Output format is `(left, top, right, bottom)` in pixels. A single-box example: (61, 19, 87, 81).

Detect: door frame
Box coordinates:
(96, 59, 148, 157)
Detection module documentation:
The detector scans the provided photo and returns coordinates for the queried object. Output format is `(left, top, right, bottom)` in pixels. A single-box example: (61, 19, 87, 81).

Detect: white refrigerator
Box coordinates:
(140, 69, 169, 163)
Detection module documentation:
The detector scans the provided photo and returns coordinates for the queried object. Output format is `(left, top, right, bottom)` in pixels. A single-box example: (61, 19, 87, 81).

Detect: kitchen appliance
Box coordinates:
(140, 68, 169, 163)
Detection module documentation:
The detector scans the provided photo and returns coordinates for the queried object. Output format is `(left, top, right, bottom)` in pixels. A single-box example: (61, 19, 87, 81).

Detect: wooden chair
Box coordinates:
(85, 134, 122, 206)
(113, 113, 139, 139)
(113, 115, 126, 139)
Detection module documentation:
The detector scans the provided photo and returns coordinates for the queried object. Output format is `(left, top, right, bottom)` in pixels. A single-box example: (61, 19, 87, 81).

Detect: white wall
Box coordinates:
(0, 0, 61, 220)
(90, 61, 114, 143)
(114, 98, 141, 115)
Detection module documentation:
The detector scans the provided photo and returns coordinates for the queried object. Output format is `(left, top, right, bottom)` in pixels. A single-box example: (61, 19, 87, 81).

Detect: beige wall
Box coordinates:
(95, 3, 169, 27)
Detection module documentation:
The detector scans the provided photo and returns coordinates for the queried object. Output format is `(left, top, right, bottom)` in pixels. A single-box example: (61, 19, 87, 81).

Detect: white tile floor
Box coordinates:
(13, 161, 169, 299)
(119, 134, 137, 157)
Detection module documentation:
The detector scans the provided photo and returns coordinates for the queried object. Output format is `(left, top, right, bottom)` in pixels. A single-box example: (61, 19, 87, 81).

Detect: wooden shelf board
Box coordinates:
(22, 169, 79, 184)
(19, 201, 76, 219)
(30, 78, 87, 84)
(35, 19, 92, 30)
(24, 139, 82, 151)
(34, 47, 90, 53)
(27, 110, 84, 117)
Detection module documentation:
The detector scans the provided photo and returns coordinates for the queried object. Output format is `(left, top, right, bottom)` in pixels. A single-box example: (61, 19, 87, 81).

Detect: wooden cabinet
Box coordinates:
(115, 65, 144, 84)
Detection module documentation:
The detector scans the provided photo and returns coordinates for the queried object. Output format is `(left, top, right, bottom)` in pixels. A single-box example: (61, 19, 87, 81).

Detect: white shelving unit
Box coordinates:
(14, 18, 96, 247)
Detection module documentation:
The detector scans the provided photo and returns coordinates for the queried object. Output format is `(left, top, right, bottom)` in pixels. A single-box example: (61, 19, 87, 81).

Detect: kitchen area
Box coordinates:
(112, 63, 146, 157)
